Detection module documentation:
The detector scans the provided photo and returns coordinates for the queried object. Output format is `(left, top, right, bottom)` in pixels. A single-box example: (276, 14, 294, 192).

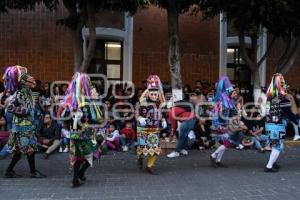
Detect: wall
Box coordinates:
(132, 6, 220, 88)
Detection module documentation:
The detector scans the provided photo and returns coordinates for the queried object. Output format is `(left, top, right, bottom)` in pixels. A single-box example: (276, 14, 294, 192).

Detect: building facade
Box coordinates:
(0, 5, 299, 89)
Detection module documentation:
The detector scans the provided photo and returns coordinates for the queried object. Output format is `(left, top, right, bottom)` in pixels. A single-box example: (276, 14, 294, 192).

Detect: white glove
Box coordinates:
(162, 119, 167, 129)
(139, 117, 147, 126)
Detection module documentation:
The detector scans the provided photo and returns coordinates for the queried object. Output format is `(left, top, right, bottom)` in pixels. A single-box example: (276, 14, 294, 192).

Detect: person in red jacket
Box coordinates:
(167, 94, 198, 158)
(120, 121, 136, 151)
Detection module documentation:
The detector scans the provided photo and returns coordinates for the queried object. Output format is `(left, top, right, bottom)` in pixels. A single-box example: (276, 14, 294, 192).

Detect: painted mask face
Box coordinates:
(149, 89, 159, 102)
(20, 67, 36, 89)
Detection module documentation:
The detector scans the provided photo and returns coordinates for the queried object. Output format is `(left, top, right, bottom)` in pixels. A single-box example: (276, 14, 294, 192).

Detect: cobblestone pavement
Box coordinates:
(1, 148, 300, 200)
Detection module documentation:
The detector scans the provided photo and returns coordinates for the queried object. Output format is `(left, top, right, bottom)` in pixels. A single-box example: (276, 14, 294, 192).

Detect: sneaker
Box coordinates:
(4, 171, 22, 178)
(63, 147, 69, 153)
(145, 167, 158, 175)
(167, 151, 180, 158)
(180, 149, 188, 156)
(122, 146, 129, 152)
(236, 144, 244, 150)
(293, 135, 300, 141)
(30, 170, 47, 178)
(264, 146, 272, 151)
(199, 146, 205, 150)
(264, 167, 279, 173)
(59, 147, 63, 153)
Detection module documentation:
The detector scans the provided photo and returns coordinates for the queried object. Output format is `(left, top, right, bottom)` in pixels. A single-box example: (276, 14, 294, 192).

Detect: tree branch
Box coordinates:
(257, 35, 276, 67)
(238, 31, 257, 71)
(275, 35, 292, 72)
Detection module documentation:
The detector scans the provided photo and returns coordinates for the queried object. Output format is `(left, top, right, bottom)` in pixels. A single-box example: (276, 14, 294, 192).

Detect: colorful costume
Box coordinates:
(264, 73, 298, 172)
(210, 76, 236, 167)
(60, 72, 101, 187)
(136, 75, 165, 174)
(3, 65, 46, 178)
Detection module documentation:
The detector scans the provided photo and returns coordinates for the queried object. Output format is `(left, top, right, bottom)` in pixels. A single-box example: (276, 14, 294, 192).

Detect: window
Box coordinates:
(226, 47, 251, 88)
(88, 40, 123, 85)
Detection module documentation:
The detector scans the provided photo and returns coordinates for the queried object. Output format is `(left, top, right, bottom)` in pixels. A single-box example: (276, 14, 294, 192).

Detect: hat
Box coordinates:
(147, 75, 160, 90)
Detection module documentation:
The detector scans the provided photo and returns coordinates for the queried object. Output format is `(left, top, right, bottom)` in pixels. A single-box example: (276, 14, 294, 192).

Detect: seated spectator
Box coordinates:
(229, 115, 248, 150)
(105, 123, 121, 151)
(248, 112, 271, 153)
(95, 119, 110, 155)
(38, 112, 61, 159)
(34, 95, 45, 128)
(194, 117, 214, 150)
(120, 121, 136, 151)
(59, 121, 70, 153)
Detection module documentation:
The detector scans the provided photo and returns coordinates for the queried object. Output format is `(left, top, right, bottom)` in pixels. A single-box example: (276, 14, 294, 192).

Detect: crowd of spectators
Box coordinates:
(1, 79, 300, 160)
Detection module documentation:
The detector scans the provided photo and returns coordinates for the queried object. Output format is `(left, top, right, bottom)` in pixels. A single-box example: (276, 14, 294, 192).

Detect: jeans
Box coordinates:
(5, 112, 13, 131)
(229, 131, 245, 147)
(253, 134, 270, 150)
(60, 138, 70, 148)
(175, 119, 197, 152)
(119, 136, 135, 148)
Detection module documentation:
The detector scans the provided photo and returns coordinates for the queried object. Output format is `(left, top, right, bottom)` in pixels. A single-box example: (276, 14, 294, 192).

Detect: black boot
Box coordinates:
(216, 162, 228, 168)
(137, 157, 143, 170)
(210, 155, 218, 168)
(264, 167, 279, 173)
(71, 161, 85, 188)
(5, 153, 22, 178)
(145, 167, 158, 175)
(27, 154, 47, 178)
(4, 170, 22, 178)
(78, 161, 90, 182)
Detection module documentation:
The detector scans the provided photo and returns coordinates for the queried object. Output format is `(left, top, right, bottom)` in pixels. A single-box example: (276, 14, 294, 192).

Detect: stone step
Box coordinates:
(160, 139, 300, 155)
(285, 139, 300, 148)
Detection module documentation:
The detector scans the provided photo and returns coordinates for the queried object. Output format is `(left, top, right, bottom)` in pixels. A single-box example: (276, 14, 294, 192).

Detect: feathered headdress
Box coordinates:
(60, 72, 102, 121)
(212, 75, 235, 109)
(266, 73, 287, 100)
(2, 65, 28, 92)
(139, 75, 165, 105)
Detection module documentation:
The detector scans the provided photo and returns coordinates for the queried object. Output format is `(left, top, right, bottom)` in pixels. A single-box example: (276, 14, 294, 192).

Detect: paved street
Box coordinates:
(1, 148, 300, 200)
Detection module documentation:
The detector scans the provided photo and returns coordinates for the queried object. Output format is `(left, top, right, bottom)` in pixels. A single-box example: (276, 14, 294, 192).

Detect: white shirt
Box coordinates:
(106, 130, 120, 142)
(61, 128, 70, 138)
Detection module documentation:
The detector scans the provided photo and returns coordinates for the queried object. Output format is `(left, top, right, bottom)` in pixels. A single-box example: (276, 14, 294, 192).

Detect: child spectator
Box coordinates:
(249, 112, 271, 153)
(106, 123, 121, 151)
(95, 119, 110, 155)
(229, 115, 248, 150)
(59, 121, 70, 153)
(194, 118, 214, 150)
(120, 121, 136, 151)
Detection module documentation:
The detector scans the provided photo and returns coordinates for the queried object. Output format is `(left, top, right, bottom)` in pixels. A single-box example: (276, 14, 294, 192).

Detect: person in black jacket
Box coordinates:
(37, 112, 61, 159)
(193, 117, 214, 150)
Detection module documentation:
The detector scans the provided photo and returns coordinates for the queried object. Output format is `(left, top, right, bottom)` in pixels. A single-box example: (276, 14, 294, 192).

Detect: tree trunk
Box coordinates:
(72, 26, 84, 72)
(79, 0, 96, 73)
(167, 0, 182, 89)
(252, 67, 261, 103)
